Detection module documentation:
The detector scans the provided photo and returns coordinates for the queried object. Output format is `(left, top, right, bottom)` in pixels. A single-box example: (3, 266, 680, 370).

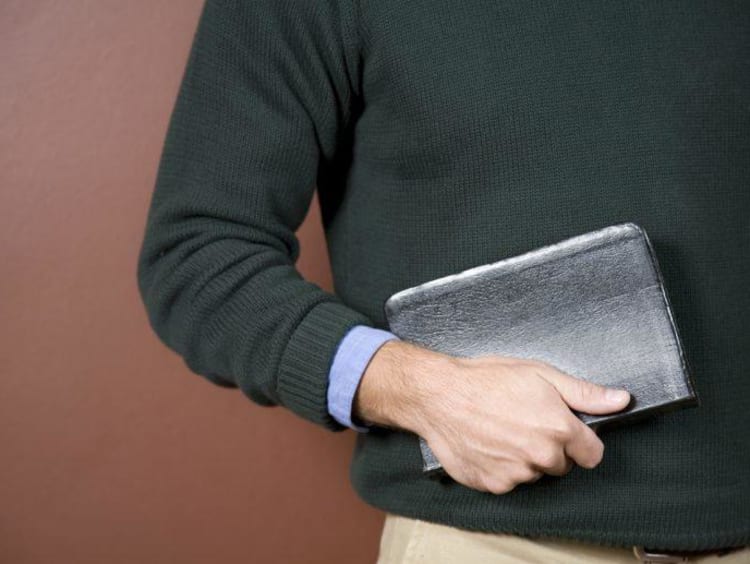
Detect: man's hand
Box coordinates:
(352, 340, 631, 495)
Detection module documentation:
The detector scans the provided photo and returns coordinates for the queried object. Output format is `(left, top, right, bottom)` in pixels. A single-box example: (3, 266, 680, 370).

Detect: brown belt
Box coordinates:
(632, 544, 749, 562)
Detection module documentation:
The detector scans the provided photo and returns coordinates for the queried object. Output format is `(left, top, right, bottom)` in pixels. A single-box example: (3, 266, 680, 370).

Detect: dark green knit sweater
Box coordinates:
(137, 0, 750, 551)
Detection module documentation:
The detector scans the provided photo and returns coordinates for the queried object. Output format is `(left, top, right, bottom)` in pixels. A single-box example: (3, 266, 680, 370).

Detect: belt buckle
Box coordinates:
(632, 546, 688, 563)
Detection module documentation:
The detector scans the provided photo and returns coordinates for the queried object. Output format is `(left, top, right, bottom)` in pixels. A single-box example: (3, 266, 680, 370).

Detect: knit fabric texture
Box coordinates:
(136, 0, 750, 551)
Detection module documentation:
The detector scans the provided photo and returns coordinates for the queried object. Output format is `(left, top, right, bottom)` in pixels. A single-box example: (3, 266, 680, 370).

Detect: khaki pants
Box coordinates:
(376, 513, 750, 564)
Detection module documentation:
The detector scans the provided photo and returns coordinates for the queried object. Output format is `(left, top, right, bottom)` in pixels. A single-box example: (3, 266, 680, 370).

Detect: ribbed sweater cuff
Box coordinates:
(277, 300, 374, 432)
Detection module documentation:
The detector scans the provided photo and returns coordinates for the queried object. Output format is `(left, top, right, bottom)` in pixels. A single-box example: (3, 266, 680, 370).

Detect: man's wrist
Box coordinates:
(352, 340, 451, 435)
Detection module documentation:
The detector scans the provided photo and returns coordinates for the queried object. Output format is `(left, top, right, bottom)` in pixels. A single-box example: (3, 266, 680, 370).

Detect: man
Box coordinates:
(137, 1, 749, 561)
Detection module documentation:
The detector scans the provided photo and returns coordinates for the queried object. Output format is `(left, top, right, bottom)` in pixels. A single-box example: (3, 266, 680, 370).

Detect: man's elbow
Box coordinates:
(135, 235, 175, 350)
(136, 238, 239, 389)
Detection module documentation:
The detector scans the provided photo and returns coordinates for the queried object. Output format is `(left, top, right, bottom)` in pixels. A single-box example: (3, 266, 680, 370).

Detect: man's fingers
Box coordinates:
(547, 455, 574, 476)
(529, 447, 574, 476)
(533, 363, 631, 415)
(563, 419, 605, 469)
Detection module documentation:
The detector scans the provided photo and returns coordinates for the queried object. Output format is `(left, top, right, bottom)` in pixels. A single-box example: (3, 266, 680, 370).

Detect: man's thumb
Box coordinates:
(539, 369, 631, 414)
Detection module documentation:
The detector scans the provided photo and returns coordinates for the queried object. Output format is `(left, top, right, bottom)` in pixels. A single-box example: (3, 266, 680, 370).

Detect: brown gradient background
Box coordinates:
(0, 2, 386, 562)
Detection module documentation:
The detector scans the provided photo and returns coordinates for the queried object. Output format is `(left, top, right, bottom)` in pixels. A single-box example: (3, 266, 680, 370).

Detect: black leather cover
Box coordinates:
(383, 222, 699, 477)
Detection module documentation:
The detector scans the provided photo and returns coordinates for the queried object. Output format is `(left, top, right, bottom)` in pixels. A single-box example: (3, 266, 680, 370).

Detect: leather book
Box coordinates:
(383, 222, 699, 477)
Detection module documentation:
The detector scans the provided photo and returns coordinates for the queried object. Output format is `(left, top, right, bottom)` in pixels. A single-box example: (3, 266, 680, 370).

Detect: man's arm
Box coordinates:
(327, 325, 400, 432)
(136, 0, 373, 432)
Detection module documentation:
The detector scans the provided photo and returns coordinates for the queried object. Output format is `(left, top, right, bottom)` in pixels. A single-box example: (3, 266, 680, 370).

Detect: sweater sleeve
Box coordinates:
(136, 0, 375, 432)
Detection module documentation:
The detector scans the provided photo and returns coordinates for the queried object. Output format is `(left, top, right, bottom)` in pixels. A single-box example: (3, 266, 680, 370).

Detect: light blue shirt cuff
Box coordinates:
(327, 325, 400, 432)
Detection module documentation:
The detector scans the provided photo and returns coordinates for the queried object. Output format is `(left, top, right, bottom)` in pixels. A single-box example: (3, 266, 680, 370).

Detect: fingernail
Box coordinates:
(606, 389, 630, 403)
